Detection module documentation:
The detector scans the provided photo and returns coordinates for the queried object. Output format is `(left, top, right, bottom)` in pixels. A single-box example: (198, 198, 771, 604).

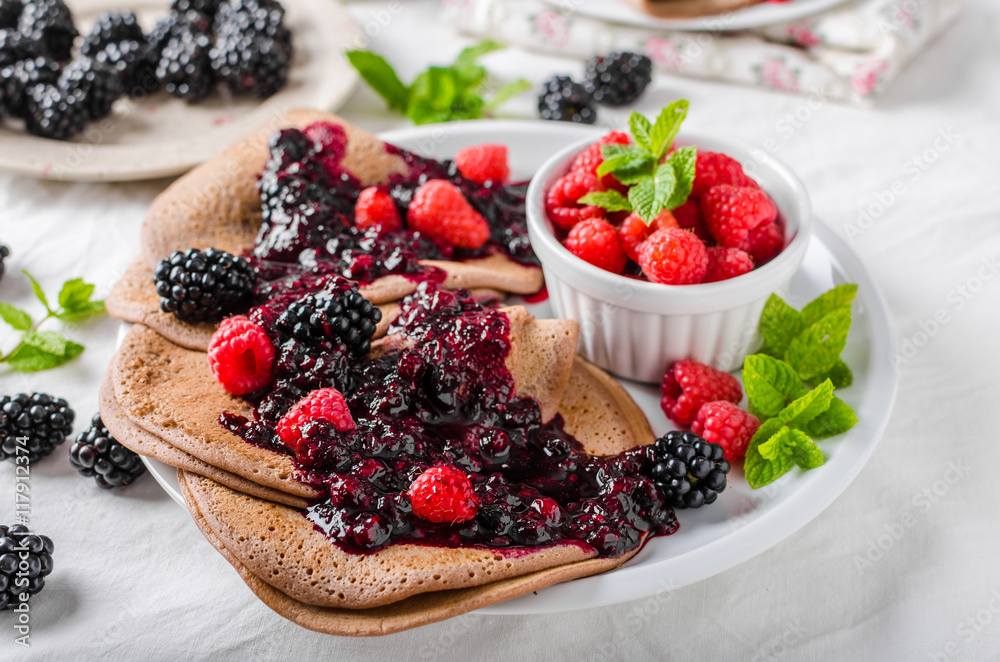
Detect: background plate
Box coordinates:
(139, 120, 896, 614)
(0, 0, 358, 182)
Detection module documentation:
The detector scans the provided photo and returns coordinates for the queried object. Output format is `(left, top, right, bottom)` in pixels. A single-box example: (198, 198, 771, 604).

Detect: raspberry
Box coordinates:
(277, 387, 355, 453)
(691, 151, 758, 198)
(704, 246, 754, 283)
(569, 142, 628, 194)
(691, 401, 760, 462)
(702, 185, 777, 249)
(544, 170, 604, 230)
(747, 220, 784, 265)
(660, 360, 742, 426)
(407, 179, 490, 250)
(599, 131, 630, 146)
(207, 315, 275, 396)
(408, 465, 479, 524)
(618, 209, 678, 262)
(636, 228, 708, 285)
(354, 186, 401, 231)
(454, 143, 509, 184)
(672, 197, 713, 244)
(565, 217, 626, 274)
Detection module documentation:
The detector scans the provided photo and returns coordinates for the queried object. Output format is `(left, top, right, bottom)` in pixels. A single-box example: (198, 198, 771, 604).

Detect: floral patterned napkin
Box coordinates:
(441, 0, 963, 105)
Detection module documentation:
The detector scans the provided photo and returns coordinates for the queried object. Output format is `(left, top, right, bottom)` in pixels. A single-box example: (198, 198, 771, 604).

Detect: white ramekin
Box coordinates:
(526, 131, 812, 383)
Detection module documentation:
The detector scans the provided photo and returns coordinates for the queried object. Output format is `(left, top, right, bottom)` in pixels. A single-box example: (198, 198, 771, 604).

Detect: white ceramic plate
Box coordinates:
(543, 0, 852, 32)
(0, 0, 359, 182)
(139, 120, 896, 614)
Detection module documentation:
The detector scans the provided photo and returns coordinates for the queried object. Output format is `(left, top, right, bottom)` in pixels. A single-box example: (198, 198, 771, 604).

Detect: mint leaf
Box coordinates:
(22, 270, 52, 314)
(790, 438, 825, 469)
(57, 278, 94, 311)
(801, 283, 857, 327)
(803, 396, 858, 439)
(824, 359, 854, 389)
(5, 338, 83, 372)
(485, 79, 530, 110)
(0, 303, 32, 331)
(665, 145, 697, 210)
(345, 50, 409, 112)
(454, 40, 503, 72)
(597, 146, 652, 184)
(785, 308, 852, 383)
(744, 419, 791, 489)
(23, 329, 66, 355)
(758, 293, 803, 358)
(629, 113, 653, 151)
(742, 354, 804, 420)
(778, 379, 834, 428)
(579, 190, 633, 212)
(407, 67, 460, 125)
(652, 162, 677, 217)
(649, 101, 688, 160)
(757, 424, 802, 461)
(627, 178, 659, 224)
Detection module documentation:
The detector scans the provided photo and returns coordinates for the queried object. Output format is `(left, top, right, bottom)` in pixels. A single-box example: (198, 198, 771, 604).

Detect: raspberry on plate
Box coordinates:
(407, 179, 490, 250)
(691, 401, 760, 462)
(660, 360, 742, 426)
(636, 227, 708, 285)
(408, 465, 479, 524)
(544, 170, 604, 230)
(704, 246, 754, 283)
(354, 186, 402, 231)
(691, 151, 758, 198)
(454, 143, 510, 184)
(277, 387, 355, 452)
(672, 197, 713, 244)
(207, 315, 275, 396)
(702, 184, 777, 249)
(565, 217, 627, 274)
(747, 220, 784, 265)
(618, 209, 678, 262)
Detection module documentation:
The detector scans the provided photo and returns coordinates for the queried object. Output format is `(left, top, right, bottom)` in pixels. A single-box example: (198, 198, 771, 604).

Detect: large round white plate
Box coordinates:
(139, 120, 896, 614)
(543, 0, 852, 32)
(0, 0, 358, 182)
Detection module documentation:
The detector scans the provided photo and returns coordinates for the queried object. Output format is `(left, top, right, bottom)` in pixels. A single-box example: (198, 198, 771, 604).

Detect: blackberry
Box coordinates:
(69, 414, 146, 489)
(0, 244, 8, 282)
(80, 10, 144, 57)
(95, 40, 158, 97)
(210, 31, 290, 98)
(0, 0, 23, 29)
(537, 75, 596, 124)
(277, 289, 382, 357)
(17, 0, 77, 61)
(24, 83, 86, 139)
(153, 247, 256, 322)
(156, 23, 215, 102)
(0, 524, 53, 610)
(582, 51, 653, 106)
(171, 0, 221, 18)
(0, 393, 75, 463)
(0, 55, 60, 117)
(215, 0, 289, 45)
(0, 28, 34, 67)
(648, 430, 729, 509)
(59, 56, 122, 119)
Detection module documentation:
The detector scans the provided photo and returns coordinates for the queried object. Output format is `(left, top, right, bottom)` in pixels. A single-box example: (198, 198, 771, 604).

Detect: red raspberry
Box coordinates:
(672, 197, 713, 244)
(570, 132, 631, 194)
(407, 179, 490, 250)
(660, 360, 742, 426)
(545, 170, 605, 230)
(636, 228, 708, 285)
(565, 217, 627, 274)
(691, 151, 758, 197)
(207, 316, 275, 396)
(454, 143, 510, 184)
(692, 401, 760, 462)
(277, 387, 355, 453)
(599, 131, 631, 146)
(746, 220, 784, 265)
(408, 465, 479, 524)
(354, 186, 402, 231)
(702, 185, 777, 249)
(618, 209, 679, 262)
(704, 246, 754, 283)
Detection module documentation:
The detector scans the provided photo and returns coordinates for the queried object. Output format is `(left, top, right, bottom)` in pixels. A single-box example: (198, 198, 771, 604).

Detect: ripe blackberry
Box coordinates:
(156, 23, 215, 102)
(0, 28, 34, 67)
(277, 289, 382, 357)
(153, 247, 256, 322)
(0, 393, 75, 463)
(24, 83, 86, 139)
(210, 31, 290, 98)
(80, 10, 144, 57)
(95, 40, 158, 97)
(69, 414, 146, 489)
(0, 524, 53, 610)
(582, 51, 653, 106)
(0, 244, 8, 282)
(170, 0, 221, 18)
(537, 75, 596, 124)
(647, 430, 729, 509)
(17, 0, 77, 61)
(59, 56, 122, 119)
(1, 55, 60, 117)
(215, 0, 289, 44)
(0, 0, 23, 29)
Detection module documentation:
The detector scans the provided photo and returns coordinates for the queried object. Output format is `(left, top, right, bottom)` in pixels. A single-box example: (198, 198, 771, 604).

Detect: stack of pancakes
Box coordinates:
(101, 111, 656, 635)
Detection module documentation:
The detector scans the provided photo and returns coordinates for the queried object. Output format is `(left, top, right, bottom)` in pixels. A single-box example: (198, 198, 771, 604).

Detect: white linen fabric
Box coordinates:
(0, 0, 997, 659)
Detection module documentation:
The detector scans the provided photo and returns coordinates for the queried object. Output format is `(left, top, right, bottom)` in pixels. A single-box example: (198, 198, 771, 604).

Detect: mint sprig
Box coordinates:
(0, 271, 105, 372)
(346, 42, 531, 126)
(578, 100, 697, 224)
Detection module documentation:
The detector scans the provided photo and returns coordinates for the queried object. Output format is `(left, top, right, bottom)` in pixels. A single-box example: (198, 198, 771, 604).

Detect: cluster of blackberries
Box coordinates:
(538, 51, 653, 124)
(278, 289, 383, 358)
(648, 430, 730, 509)
(69, 414, 147, 489)
(153, 247, 256, 323)
(0, 392, 75, 463)
(0, 524, 53, 610)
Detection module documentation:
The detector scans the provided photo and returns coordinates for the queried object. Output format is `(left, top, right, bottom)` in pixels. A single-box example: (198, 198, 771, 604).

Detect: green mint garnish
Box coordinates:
(578, 100, 697, 224)
(0, 270, 104, 372)
(346, 42, 530, 126)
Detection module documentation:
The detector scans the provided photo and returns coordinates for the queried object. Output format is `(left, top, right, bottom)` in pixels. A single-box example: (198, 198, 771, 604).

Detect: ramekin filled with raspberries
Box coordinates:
(526, 102, 812, 382)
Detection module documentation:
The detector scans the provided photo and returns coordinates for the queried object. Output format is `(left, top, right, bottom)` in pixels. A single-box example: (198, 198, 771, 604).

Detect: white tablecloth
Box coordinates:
(2, 0, 998, 659)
